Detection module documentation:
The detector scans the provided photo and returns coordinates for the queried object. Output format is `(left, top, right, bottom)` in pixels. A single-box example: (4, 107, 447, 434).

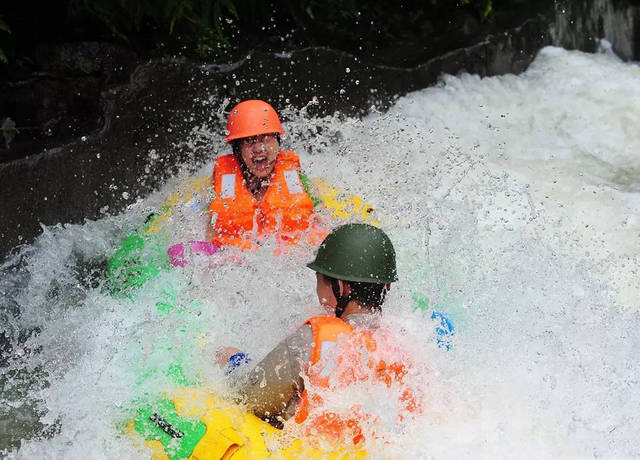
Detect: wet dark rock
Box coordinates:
(0, 42, 138, 163)
(552, 0, 640, 59)
(0, 0, 639, 260)
(35, 42, 136, 80)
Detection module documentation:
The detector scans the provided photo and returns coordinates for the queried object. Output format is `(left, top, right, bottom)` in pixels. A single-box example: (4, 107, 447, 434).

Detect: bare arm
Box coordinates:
(238, 325, 313, 421)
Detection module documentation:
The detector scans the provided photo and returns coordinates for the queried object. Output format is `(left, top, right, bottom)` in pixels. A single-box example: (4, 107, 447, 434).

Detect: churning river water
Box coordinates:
(1, 45, 639, 459)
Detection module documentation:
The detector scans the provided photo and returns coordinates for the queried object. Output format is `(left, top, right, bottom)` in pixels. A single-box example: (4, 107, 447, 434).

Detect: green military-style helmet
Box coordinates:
(307, 223, 398, 284)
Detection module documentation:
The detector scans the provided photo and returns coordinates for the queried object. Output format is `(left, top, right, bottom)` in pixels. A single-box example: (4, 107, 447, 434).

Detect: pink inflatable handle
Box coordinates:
(167, 243, 187, 267)
(168, 241, 218, 267)
(189, 240, 218, 256)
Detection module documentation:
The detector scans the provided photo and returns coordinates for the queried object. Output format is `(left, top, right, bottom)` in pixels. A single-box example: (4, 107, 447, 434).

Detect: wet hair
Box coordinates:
(347, 280, 389, 311)
(322, 274, 389, 313)
(231, 140, 242, 157)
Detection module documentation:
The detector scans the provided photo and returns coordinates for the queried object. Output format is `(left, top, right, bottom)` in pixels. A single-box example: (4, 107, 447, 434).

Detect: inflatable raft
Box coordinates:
(111, 171, 455, 458)
(130, 389, 366, 460)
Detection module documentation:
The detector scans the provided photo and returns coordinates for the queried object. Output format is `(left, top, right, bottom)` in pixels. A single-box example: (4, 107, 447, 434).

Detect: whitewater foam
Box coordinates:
(1, 45, 639, 458)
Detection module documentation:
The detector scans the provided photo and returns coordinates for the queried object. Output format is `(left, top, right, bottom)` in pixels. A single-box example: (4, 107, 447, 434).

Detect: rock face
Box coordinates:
(551, 0, 640, 60)
(0, 0, 639, 260)
(0, 42, 137, 163)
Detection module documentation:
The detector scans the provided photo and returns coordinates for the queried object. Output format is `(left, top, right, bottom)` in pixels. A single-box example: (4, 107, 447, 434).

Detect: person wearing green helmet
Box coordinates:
(216, 223, 420, 445)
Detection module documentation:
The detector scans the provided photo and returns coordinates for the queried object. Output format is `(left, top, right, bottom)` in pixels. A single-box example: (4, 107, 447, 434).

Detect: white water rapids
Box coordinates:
(1, 45, 639, 459)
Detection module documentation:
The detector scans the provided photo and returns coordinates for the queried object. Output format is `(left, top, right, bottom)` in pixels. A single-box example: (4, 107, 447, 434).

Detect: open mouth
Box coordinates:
(252, 156, 270, 170)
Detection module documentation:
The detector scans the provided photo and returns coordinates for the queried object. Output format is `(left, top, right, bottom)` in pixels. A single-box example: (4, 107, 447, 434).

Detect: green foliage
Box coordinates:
(0, 17, 11, 64)
(461, 0, 493, 21)
(68, 0, 238, 55)
(0, 18, 10, 34)
(64, 0, 495, 57)
(1, 1, 498, 64)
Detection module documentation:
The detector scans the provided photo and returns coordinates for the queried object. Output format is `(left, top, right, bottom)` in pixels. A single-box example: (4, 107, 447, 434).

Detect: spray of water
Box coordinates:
(1, 45, 639, 458)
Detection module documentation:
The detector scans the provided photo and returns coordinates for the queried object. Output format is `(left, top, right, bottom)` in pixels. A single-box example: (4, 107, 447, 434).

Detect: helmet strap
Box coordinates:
(331, 279, 352, 318)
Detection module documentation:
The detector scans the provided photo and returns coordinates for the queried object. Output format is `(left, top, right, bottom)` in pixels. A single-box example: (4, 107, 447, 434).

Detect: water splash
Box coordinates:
(1, 46, 639, 458)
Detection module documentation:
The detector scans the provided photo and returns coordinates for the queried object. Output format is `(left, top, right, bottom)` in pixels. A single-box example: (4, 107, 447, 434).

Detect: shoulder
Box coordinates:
(304, 316, 353, 338)
(214, 153, 237, 168)
(285, 324, 314, 352)
(213, 154, 240, 177)
(305, 316, 348, 326)
(278, 150, 301, 166)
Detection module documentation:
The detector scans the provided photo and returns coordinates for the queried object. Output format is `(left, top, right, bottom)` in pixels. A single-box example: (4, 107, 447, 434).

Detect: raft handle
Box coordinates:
(150, 412, 185, 439)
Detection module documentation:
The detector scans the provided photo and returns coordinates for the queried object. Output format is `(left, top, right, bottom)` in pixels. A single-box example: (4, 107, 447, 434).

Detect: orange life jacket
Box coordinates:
(208, 151, 321, 250)
(295, 316, 419, 445)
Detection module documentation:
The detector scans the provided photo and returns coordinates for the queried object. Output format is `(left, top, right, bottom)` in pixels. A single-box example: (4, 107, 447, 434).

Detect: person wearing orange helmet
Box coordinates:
(207, 99, 324, 250)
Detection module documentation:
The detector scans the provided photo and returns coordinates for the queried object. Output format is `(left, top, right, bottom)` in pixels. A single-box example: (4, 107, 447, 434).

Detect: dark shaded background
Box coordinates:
(0, 0, 551, 163)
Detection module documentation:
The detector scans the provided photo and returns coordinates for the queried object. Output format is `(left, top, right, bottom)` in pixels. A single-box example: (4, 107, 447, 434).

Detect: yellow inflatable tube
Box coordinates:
(144, 176, 213, 237)
(143, 173, 381, 239)
(309, 177, 381, 226)
(131, 389, 366, 460)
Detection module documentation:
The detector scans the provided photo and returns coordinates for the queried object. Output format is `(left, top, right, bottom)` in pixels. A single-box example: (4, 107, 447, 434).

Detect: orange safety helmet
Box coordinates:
(225, 100, 285, 143)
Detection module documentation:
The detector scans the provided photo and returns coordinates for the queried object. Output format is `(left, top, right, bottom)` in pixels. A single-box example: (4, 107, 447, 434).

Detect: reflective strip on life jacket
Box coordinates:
(220, 174, 236, 199)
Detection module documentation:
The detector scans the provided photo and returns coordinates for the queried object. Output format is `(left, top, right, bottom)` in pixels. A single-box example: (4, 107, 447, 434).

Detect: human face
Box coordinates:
(316, 273, 336, 313)
(238, 133, 279, 178)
